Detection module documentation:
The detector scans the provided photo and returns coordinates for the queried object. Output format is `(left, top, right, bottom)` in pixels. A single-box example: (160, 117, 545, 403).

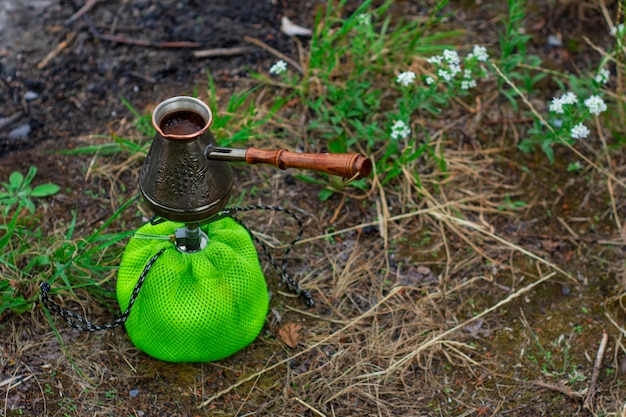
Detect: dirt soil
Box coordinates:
(2, 0, 626, 416)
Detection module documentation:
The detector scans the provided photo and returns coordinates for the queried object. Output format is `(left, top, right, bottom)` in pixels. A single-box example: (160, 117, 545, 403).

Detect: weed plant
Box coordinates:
(498, 0, 544, 108)
(285, 0, 464, 198)
(0, 167, 59, 314)
(0, 167, 134, 316)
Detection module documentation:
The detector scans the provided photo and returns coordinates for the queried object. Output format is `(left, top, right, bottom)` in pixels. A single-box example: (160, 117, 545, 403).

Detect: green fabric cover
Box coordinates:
(117, 217, 268, 362)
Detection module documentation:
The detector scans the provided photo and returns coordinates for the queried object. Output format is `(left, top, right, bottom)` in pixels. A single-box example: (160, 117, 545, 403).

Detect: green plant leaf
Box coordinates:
(0, 196, 18, 206)
(319, 188, 335, 201)
(31, 184, 61, 198)
(23, 199, 36, 214)
(8, 171, 24, 189)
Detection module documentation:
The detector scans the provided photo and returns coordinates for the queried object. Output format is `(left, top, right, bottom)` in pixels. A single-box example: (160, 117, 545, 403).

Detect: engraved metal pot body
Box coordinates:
(139, 96, 233, 223)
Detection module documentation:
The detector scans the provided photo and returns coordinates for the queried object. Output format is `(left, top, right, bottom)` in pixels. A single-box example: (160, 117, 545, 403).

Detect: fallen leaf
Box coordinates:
(278, 323, 303, 348)
(416, 265, 431, 275)
(541, 240, 560, 252)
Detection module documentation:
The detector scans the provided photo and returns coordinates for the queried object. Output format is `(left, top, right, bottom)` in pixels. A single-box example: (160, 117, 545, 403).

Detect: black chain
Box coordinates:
(40, 248, 166, 332)
(215, 205, 314, 306)
(40, 204, 314, 332)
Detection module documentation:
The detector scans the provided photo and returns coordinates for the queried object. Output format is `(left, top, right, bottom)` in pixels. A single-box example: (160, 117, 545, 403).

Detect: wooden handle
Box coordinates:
(245, 148, 372, 179)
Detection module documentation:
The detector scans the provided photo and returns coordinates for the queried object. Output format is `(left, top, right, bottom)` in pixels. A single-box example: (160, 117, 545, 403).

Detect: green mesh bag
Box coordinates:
(116, 217, 268, 362)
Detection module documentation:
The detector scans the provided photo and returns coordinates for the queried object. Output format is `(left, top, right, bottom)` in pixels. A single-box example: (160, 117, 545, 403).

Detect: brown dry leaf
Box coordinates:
(541, 240, 560, 252)
(278, 323, 303, 348)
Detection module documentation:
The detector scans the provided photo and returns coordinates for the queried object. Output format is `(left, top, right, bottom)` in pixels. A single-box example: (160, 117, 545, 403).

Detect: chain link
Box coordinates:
(217, 205, 314, 306)
(40, 248, 166, 332)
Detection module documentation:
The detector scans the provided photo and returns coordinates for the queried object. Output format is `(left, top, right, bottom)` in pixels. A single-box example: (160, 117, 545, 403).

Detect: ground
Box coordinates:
(2, 0, 626, 416)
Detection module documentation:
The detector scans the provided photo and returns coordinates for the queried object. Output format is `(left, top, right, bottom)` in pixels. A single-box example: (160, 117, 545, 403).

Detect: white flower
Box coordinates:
(468, 45, 489, 62)
(595, 68, 610, 84)
(610, 24, 625, 37)
(463, 69, 473, 79)
(442, 49, 460, 65)
(461, 79, 477, 90)
(427, 55, 443, 65)
(391, 120, 411, 140)
(448, 63, 462, 77)
(548, 92, 577, 113)
(269, 60, 287, 75)
(437, 68, 453, 82)
(357, 13, 371, 26)
(584, 95, 607, 115)
(571, 123, 590, 139)
(549, 97, 565, 114)
(425, 76, 435, 85)
(561, 91, 578, 104)
(396, 71, 416, 87)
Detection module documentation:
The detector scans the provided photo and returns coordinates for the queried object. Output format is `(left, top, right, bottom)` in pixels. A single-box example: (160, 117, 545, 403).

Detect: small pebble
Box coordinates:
(361, 225, 378, 235)
(547, 34, 562, 47)
(129, 388, 140, 397)
(284, 174, 296, 186)
(8, 123, 31, 140)
(24, 91, 39, 101)
(561, 286, 571, 296)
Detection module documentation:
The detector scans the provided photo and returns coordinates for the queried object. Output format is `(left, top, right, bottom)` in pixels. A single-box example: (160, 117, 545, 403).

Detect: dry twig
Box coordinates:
(0, 112, 23, 130)
(533, 380, 585, 400)
(84, 15, 199, 48)
(65, 0, 100, 25)
(585, 331, 609, 411)
(243, 36, 304, 74)
(193, 46, 255, 59)
(37, 32, 76, 69)
(293, 397, 327, 417)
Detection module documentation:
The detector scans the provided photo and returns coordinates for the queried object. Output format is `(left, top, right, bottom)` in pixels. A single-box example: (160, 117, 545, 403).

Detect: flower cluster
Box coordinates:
(461, 69, 477, 90)
(396, 71, 416, 87)
(269, 60, 288, 75)
(356, 13, 371, 26)
(423, 45, 489, 89)
(584, 95, 607, 116)
(548, 91, 577, 114)
(390, 120, 411, 140)
(390, 46, 490, 140)
(547, 92, 608, 140)
(467, 45, 490, 62)
(595, 68, 610, 84)
(427, 49, 462, 82)
(570, 123, 590, 139)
